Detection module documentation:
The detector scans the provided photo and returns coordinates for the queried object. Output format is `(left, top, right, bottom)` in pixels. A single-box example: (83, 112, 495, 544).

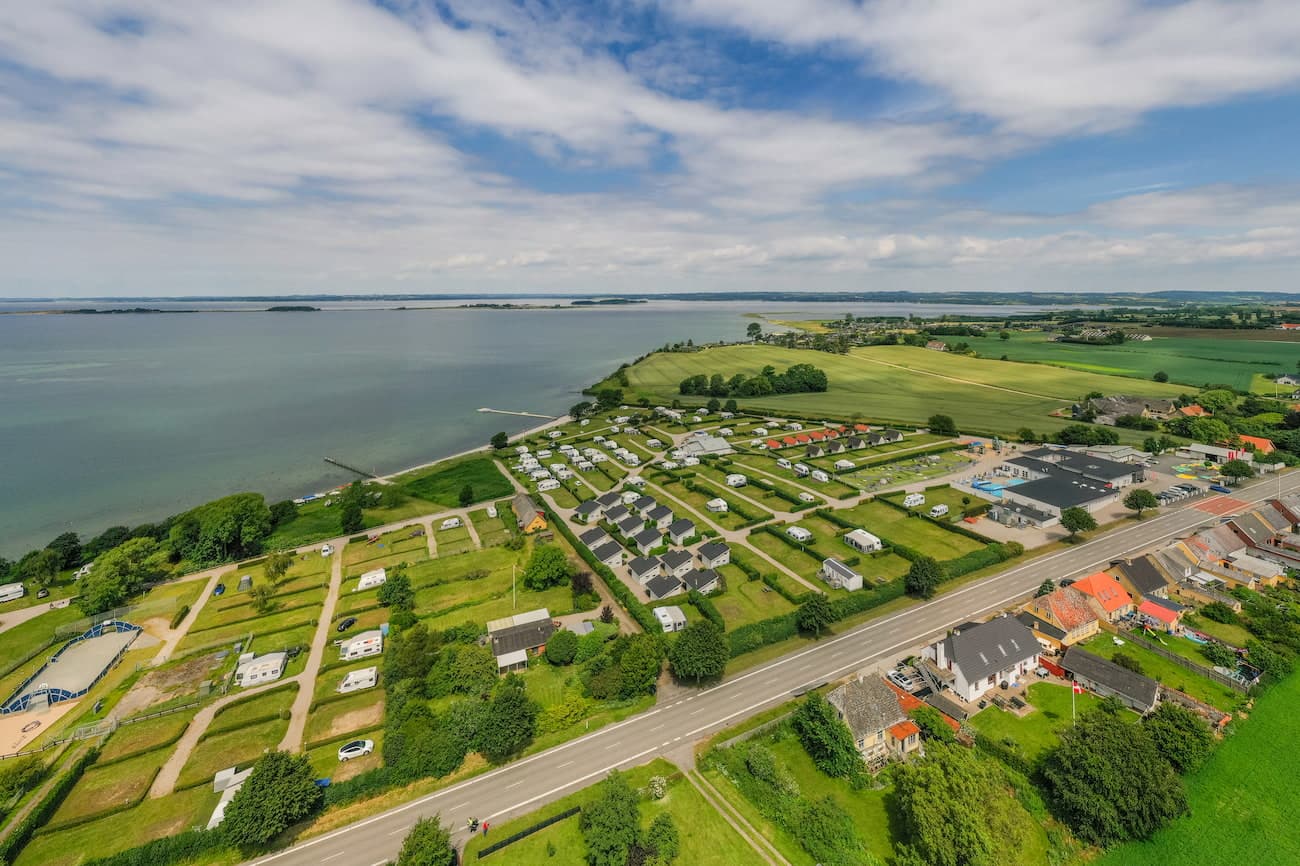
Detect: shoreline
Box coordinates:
(374, 413, 571, 485)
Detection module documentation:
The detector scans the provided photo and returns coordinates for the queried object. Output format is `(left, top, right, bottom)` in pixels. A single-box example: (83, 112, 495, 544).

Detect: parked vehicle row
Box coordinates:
(1156, 482, 1204, 505)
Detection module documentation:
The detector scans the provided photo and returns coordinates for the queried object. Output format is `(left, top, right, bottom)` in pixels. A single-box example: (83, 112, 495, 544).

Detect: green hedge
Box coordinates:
(169, 605, 190, 630)
(756, 524, 838, 564)
(82, 829, 230, 866)
(546, 510, 659, 633)
(688, 590, 725, 630)
(0, 748, 99, 864)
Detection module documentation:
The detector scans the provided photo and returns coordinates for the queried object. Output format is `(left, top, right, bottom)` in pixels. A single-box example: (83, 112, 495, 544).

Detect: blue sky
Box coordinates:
(1, 0, 1299, 297)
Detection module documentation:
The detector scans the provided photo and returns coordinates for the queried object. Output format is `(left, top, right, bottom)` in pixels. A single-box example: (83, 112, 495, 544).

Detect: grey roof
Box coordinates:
(827, 676, 905, 739)
(1003, 470, 1117, 510)
(1113, 556, 1170, 597)
(591, 541, 624, 563)
(645, 573, 683, 599)
(943, 617, 1039, 683)
(822, 558, 861, 580)
(1020, 447, 1137, 482)
(575, 500, 601, 516)
(668, 518, 695, 537)
(596, 491, 622, 508)
(923, 691, 969, 721)
(618, 516, 644, 536)
(579, 527, 610, 547)
(1016, 610, 1066, 641)
(847, 437, 866, 448)
(1061, 646, 1159, 709)
(660, 549, 693, 571)
(682, 568, 719, 592)
(605, 504, 631, 524)
(628, 556, 661, 578)
(490, 618, 556, 656)
(698, 541, 729, 561)
(633, 495, 656, 512)
(633, 528, 663, 548)
(511, 492, 542, 526)
(647, 504, 674, 522)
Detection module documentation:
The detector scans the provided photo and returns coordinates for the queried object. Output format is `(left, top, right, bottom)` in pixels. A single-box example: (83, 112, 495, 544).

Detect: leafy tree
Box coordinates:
(706, 397, 721, 413)
(724, 399, 739, 413)
(385, 623, 441, 684)
(477, 674, 539, 762)
(45, 532, 82, 570)
(571, 570, 594, 597)
(1220, 459, 1255, 482)
(594, 387, 623, 409)
(796, 594, 836, 637)
(1041, 709, 1187, 846)
(570, 401, 593, 419)
(619, 634, 665, 696)
(1017, 427, 1039, 443)
(645, 813, 680, 863)
(580, 771, 641, 866)
(746, 322, 762, 340)
(222, 751, 323, 849)
(893, 743, 1028, 866)
(396, 816, 456, 866)
(1246, 639, 1293, 680)
(1153, 370, 1169, 382)
(668, 620, 727, 684)
(546, 629, 579, 665)
(1186, 417, 1233, 445)
(426, 644, 498, 698)
(83, 525, 131, 560)
(264, 550, 293, 585)
(340, 499, 364, 534)
(18, 548, 61, 588)
(168, 492, 272, 564)
(1035, 579, 1055, 597)
(490, 431, 510, 450)
(1196, 389, 1238, 413)
(378, 571, 415, 610)
(1060, 507, 1097, 539)
(792, 693, 858, 778)
(1054, 424, 1120, 446)
(1200, 601, 1238, 624)
(599, 604, 615, 624)
(523, 544, 575, 590)
(268, 499, 296, 528)
(908, 706, 956, 744)
(250, 584, 276, 614)
(905, 556, 944, 599)
(1200, 641, 1237, 667)
(1123, 488, 1159, 518)
(78, 537, 169, 614)
(927, 414, 958, 436)
(999, 330, 1011, 341)
(457, 484, 474, 507)
(1143, 703, 1214, 774)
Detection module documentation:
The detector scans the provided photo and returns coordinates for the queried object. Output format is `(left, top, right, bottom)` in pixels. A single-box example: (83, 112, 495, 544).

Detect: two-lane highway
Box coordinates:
(250, 472, 1299, 866)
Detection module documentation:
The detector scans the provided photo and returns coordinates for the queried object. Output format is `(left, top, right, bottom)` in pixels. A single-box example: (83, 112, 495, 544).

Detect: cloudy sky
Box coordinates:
(3, 0, 1300, 297)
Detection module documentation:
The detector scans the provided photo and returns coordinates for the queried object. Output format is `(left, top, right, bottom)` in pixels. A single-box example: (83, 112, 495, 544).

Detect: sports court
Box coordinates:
(2, 622, 140, 714)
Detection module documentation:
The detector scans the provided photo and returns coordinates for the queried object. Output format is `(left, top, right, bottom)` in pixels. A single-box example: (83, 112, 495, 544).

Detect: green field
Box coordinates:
(1097, 670, 1300, 866)
(1078, 634, 1243, 712)
(401, 456, 513, 507)
(209, 683, 297, 734)
(304, 690, 385, 745)
(460, 758, 761, 865)
(48, 750, 164, 829)
(969, 682, 1118, 764)
(98, 712, 194, 764)
(176, 717, 289, 789)
(710, 574, 797, 628)
(344, 526, 428, 568)
(833, 499, 986, 561)
(940, 330, 1300, 392)
(608, 345, 1186, 436)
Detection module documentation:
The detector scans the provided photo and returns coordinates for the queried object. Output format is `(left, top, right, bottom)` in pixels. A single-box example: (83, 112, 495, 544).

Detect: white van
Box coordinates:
(441, 516, 463, 530)
(929, 504, 950, 518)
(903, 493, 925, 508)
(776, 458, 792, 469)
(338, 666, 378, 693)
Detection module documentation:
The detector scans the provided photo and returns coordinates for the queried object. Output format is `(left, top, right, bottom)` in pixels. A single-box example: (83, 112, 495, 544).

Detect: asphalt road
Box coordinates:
(249, 472, 1298, 866)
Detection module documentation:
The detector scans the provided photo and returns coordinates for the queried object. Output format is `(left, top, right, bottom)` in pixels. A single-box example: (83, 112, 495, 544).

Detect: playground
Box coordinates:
(1172, 461, 1222, 480)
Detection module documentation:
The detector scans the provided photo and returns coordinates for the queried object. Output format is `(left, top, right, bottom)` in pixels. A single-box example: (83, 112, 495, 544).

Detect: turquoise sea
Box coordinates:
(0, 300, 1060, 556)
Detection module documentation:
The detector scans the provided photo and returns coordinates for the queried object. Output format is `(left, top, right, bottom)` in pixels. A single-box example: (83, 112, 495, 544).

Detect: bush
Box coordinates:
(169, 605, 190, 630)
(82, 830, 229, 866)
(688, 590, 725, 629)
(0, 748, 98, 865)
(546, 629, 579, 665)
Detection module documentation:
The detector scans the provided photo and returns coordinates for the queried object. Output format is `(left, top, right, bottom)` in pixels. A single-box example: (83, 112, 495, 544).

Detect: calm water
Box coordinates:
(0, 300, 1065, 556)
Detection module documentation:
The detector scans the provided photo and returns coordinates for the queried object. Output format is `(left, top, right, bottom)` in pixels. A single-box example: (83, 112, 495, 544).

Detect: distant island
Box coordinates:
(570, 298, 647, 306)
(266, 305, 319, 312)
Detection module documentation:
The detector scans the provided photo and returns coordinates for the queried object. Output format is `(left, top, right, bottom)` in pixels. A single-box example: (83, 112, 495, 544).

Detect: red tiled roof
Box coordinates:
(1237, 435, 1275, 454)
(1178, 405, 1208, 417)
(855, 423, 870, 432)
(809, 430, 827, 441)
(883, 680, 960, 731)
(782, 436, 798, 446)
(1071, 572, 1133, 613)
(795, 433, 812, 443)
(1042, 587, 1098, 631)
(888, 720, 921, 740)
(1138, 599, 1179, 624)
(766, 440, 782, 450)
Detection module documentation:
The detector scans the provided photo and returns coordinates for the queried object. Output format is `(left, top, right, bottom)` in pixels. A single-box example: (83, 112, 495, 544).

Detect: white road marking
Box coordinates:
(321, 853, 346, 862)
(556, 761, 574, 769)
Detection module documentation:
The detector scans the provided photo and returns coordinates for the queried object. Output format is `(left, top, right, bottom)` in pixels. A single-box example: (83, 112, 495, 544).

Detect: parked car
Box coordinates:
(337, 739, 374, 761)
(212, 584, 226, 597)
(886, 670, 915, 691)
(321, 544, 334, 557)
(336, 616, 358, 633)
(36, 589, 49, 599)
(1209, 484, 1232, 494)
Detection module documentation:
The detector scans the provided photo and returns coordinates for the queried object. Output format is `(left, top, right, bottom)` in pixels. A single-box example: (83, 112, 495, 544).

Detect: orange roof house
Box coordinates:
(1070, 572, 1134, 622)
(1178, 404, 1209, 417)
(854, 423, 871, 432)
(1237, 435, 1275, 455)
(889, 720, 922, 743)
(883, 680, 960, 733)
(766, 439, 783, 450)
(809, 429, 827, 441)
(1025, 587, 1100, 645)
(795, 433, 812, 444)
(782, 436, 799, 447)
(1137, 598, 1182, 628)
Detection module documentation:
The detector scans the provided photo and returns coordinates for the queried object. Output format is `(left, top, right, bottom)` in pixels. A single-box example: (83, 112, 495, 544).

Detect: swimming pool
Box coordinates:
(970, 477, 1027, 498)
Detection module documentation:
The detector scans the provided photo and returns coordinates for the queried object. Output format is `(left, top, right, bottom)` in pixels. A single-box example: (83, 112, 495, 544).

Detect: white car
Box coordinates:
(886, 670, 915, 691)
(320, 544, 334, 557)
(338, 739, 374, 761)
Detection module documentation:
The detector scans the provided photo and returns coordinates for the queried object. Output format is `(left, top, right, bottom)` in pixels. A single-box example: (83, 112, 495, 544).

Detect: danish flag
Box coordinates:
(1072, 681, 1085, 695)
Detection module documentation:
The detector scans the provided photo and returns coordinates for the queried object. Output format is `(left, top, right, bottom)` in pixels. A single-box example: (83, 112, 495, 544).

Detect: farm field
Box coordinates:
(1078, 634, 1242, 712)
(833, 499, 987, 561)
(1096, 670, 1300, 866)
(968, 682, 1119, 764)
(460, 758, 762, 865)
(938, 330, 1300, 392)
(608, 345, 1185, 436)
(399, 456, 513, 507)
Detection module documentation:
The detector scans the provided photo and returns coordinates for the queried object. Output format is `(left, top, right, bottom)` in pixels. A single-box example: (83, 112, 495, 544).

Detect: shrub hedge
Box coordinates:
(688, 590, 725, 630)
(546, 510, 659, 633)
(0, 748, 99, 865)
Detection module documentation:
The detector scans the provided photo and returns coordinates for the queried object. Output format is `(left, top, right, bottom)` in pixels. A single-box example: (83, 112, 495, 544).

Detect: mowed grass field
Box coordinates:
(834, 499, 987, 561)
(399, 456, 513, 507)
(609, 345, 1185, 435)
(1098, 670, 1300, 866)
(941, 330, 1300, 391)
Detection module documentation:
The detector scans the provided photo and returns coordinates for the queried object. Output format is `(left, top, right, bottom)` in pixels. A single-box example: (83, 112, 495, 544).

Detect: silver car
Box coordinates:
(337, 739, 374, 761)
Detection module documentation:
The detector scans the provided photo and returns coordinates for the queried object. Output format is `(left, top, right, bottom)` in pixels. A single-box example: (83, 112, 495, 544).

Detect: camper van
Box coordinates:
(929, 504, 950, 518)
(356, 568, 387, 592)
(0, 583, 26, 604)
(902, 493, 925, 508)
(441, 517, 463, 530)
(338, 666, 378, 693)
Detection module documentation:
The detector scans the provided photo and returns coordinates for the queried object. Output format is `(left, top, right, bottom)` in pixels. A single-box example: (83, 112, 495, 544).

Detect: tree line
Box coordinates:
(678, 362, 829, 398)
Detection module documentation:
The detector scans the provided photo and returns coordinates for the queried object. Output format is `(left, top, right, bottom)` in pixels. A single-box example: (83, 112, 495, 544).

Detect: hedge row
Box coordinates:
(688, 590, 725, 630)
(82, 829, 229, 866)
(169, 605, 190, 630)
(744, 475, 809, 510)
(547, 509, 659, 633)
(942, 542, 1023, 581)
(42, 765, 162, 833)
(754, 524, 838, 565)
(0, 747, 100, 864)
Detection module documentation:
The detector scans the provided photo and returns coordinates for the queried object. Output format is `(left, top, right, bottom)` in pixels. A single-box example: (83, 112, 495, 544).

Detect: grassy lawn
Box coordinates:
(543, 483, 580, 509)
(688, 476, 775, 523)
(344, 527, 428, 568)
(422, 583, 573, 633)
(725, 454, 832, 503)
(401, 456, 513, 507)
(178, 605, 318, 655)
(470, 507, 512, 547)
(314, 659, 382, 702)
(969, 682, 1118, 764)
(1097, 670, 1300, 866)
(885, 483, 984, 519)
(304, 691, 385, 747)
(710, 577, 797, 629)
(307, 728, 385, 781)
(840, 448, 977, 492)
(1079, 634, 1243, 712)
(98, 712, 194, 764)
(1183, 615, 1253, 648)
(747, 531, 824, 583)
(0, 605, 87, 677)
(209, 683, 298, 734)
(834, 499, 985, 560)
(47, 749, 164, 830)
(649, 479, 750, 531)
(177, 717, 289, 789)
(460, 758, 763, 865)
(191, 586, 327, 631)
(434, 523, 476, 556)
(729, 544, 809, 599)
(15, 785, 218, 866)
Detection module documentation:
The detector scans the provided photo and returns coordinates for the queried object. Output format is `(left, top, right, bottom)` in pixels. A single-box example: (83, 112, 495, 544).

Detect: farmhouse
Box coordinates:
(1060, 646, 1160, 714)
(1074, 395, 1175, 426)
(667, 518, 696, 545)
(654, 605, 687, 633)
(1069, 572, 1135, 622)
(356, 568, 387, 591)
(820, 558, 863, 591)
(697, 541, 731, 569)
(340, 630, 384, 661)
(844, 529, 883, 553)
(922, 616, 1039, 703)
(512, 493, 548, 534)
(234, 652, 287, 687)
(488, 609, 555, 671)
(1022, 587, 1099, 646)
(827, 675, 923, 769)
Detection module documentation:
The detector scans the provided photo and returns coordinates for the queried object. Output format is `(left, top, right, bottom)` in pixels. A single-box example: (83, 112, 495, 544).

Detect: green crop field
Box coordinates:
(938, 330, 1300, 392)
(400, 456, 513, 507)
(1096, 671, 1300, 866)
(607, 345, 1185, 436)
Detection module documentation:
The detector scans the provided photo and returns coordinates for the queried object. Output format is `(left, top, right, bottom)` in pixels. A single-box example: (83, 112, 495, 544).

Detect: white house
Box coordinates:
(441, 516, 463, 530)
(234, 652, 287, 687)
(820, 558, 863, 591)
(667, 518, 696, 545)
(923, 617, 1039, 703)
(843, 529, 883, 553)
(726, 474, 748, 488)
(338, 666, 378, 693)
(787, 526, 813, 543)
(697, 541, 731, 569)
(340, 630, 384, 661)
(682, 456, 701, 467)
(356, 568, 387, 591)
(706, 498, 729, 513)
